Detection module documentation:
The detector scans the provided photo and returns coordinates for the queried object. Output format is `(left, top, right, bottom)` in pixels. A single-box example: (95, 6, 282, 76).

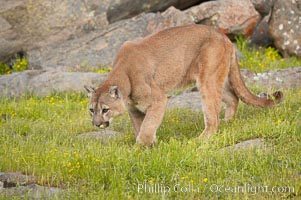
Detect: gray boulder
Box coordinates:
(107, 0, 205, 23)
(1, 183, 62, 199)
(167, 92, 202, 111)
(250, 15, 273, 47)
(250, 0, 274, 16)
(185, 0, 260, 37)
(0, 70, 106, 97)
(27, 7, 192, 69)
(268, 0, 301, 58)
(0, 172, 63, 199)
(0, 172, 37, 187)
(242, 67, 301, 89)
(220, 138, 265, 151)
(0, 0, 110, 63)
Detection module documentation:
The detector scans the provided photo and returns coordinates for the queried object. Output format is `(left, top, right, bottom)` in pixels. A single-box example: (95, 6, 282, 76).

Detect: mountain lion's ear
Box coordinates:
(84, 85, 96, 94)
(109, 86, 120, 99)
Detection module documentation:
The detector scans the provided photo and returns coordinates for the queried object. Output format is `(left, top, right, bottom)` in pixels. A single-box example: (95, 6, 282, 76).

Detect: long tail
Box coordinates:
(229, 51, 283, 107)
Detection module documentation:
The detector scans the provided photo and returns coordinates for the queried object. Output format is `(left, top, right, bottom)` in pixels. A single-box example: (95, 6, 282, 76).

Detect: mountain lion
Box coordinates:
(85, 24, 283, 146)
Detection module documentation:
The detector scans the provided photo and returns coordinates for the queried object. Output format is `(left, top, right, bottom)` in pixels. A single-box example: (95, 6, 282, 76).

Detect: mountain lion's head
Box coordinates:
(84, 85, 126, 128)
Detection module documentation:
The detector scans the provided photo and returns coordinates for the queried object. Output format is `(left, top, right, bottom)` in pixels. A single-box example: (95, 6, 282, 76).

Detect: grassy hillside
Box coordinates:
(1, 41, 300, 199)
(0, 88, 300, 199)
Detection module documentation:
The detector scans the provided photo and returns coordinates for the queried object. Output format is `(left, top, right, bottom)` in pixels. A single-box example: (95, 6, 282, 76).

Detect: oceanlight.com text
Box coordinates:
(209, 183, 295, 195)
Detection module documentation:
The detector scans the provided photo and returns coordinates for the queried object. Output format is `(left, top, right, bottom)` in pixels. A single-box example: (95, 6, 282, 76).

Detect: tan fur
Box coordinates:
(85, 25, 283, 146)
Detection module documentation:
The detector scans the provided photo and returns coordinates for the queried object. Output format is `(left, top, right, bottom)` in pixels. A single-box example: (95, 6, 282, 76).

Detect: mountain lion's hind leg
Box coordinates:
(198, 81, 223, 139)
(222, 79, 239, 121)
(196, 44, 229, 139)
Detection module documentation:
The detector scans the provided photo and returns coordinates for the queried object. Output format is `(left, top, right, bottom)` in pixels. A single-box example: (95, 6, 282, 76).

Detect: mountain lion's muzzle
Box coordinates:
(93, 121, 110, 128)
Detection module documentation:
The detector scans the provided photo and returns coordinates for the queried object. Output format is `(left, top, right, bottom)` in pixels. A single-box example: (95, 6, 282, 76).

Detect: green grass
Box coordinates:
(73, 60, 112, 73)
(0, 57, 28, 75)
(0, 88, 300, 199)
(235, 36, 301, 72)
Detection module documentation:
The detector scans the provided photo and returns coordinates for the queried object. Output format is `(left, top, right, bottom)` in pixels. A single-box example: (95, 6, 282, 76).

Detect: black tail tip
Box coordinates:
(273, 91, 284, 102)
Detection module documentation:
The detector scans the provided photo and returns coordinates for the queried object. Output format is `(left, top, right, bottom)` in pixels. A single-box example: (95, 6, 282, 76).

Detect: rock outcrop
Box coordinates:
(269, 0, 301, 58)
(106, 0, 206, 23)
(0, 0, 111, 63)
(0, 70, 106, 96)
(0, 172, 63, 199)
(26, 7, 192, 69)
(250, 0, 274, 16)
(0, 67, 300, 98)
(185, 0, 260, 37)
(26, 0, 261, 69)
(250, 15, 273, 47)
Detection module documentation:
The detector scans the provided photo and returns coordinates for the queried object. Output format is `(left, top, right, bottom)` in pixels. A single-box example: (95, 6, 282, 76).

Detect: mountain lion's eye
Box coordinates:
(102, 108, 109, 113)
(89, 108, 94, 113)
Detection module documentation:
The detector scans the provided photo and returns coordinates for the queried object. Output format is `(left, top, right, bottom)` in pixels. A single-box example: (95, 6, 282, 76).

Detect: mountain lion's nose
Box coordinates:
(92, 120, 101, 127)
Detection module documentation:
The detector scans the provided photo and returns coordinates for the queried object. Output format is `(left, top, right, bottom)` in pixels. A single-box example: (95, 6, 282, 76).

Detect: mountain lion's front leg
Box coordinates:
(136, 96, 167, 146)
(128, 106, 145, 138)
